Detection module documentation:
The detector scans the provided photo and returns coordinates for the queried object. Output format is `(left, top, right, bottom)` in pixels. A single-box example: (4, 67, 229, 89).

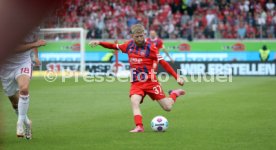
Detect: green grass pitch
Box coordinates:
(1, 76, 276, 150)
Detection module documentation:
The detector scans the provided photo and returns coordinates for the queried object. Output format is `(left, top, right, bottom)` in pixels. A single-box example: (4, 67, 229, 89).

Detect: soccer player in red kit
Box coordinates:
(146, 30, 174, 63)
(89, 24, 185, 133)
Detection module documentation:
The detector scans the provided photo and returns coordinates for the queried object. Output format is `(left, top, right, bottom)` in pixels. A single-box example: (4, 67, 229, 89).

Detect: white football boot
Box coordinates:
(24, 119, 32, 140)
(16, 121, 25, 138)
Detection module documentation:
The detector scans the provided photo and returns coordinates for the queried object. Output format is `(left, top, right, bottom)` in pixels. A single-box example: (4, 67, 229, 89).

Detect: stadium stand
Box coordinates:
(42, 0, 276, 39)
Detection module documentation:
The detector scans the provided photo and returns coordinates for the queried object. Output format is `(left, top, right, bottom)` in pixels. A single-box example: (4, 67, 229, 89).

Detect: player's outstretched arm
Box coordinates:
(161, 48, 174, 63)
(15, 39, 46, 52)
(159, 59, 184, 86)
(89, 41, 118, 50)
(33, 48, 41, 66)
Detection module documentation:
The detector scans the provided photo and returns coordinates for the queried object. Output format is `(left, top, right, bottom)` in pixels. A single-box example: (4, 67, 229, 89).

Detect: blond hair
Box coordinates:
(131, 24, 145, 34)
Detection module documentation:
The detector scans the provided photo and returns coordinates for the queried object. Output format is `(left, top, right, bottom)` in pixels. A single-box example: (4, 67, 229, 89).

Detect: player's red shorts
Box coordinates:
(129, 81, 166, 103)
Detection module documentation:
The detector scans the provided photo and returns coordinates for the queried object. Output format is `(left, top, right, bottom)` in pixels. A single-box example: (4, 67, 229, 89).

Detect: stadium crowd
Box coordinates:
(42, 0, 276, 39)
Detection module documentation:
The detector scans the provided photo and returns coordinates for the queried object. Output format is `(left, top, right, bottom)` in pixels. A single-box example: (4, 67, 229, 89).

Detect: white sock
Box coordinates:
(18, 95, 30, 122)
(15, 108, 29, 120)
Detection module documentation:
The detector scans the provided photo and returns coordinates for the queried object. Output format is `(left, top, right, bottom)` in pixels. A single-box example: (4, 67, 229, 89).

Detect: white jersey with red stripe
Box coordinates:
(0, 29, 38, 96)
(1, 28, 39, 71)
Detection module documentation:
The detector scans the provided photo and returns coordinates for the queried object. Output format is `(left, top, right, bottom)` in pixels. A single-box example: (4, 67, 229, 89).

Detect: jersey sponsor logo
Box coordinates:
(130, 58, 143, 64)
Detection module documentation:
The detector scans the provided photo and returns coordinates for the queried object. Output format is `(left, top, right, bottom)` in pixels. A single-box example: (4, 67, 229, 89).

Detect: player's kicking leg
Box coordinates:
(16, 75, 32, 139)
(129, 94, 144, 133)
(157, 89, 185, 112)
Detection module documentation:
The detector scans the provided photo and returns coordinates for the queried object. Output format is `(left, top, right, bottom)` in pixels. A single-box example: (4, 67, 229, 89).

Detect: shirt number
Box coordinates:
(21, 68, 30, 74)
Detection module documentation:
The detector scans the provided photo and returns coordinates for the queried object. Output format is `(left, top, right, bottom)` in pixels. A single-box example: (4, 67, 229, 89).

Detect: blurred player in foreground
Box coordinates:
(146, 30, 174, 63)
(89, 24, 185, 133)
(0, 28, 46, 139)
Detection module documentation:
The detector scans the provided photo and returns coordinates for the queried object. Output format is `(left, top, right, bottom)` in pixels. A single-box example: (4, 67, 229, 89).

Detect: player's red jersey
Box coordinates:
(145, 38, 164, 51)
(116, 40, 163, 82)
(98, 40, 178, 101)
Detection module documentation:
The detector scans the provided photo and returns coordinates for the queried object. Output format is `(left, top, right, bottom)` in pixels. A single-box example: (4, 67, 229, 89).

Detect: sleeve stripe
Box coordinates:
(158, 57, 164, 61)
(157, 54, 164, 61)
(157, 54, 163, 58)
(116, 44, 121, 51)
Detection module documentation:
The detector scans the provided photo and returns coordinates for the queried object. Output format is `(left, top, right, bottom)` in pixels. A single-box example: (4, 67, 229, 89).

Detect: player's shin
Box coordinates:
(158, 98, 174, 112)
(18, 94, 30, 122)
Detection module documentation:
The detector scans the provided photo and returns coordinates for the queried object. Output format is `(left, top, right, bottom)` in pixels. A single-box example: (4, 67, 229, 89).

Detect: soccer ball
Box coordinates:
(151, 116, 168, 132)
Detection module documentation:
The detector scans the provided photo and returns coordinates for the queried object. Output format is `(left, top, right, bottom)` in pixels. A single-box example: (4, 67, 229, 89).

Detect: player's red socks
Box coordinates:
(170, 93, 177, 102)
(134, 115, 143, 127)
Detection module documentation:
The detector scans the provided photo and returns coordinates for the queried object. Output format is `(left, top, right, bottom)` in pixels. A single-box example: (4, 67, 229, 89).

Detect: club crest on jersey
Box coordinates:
(128, 48, 134, 53)
(140, 49, 146, 56)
